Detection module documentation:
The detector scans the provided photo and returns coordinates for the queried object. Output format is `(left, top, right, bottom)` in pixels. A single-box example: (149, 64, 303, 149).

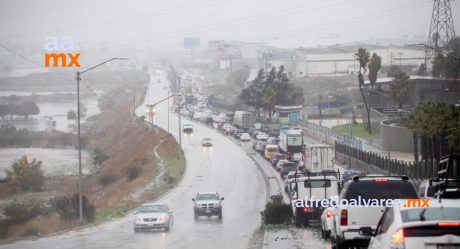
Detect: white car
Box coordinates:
(256, 133, 268, 140)
(276, 160, 290, 171)
(363, 199, 460, 249)
(202, 138, 212, 146)
(133, 203, 173, 232)
(321, 207, 335, 239)
(240, 133, 251, 141)
(330, 175, 418, 249)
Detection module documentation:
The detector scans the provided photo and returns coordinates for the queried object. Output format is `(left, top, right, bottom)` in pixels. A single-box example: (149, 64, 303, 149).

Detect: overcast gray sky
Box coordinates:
(0, 0, 459, 50)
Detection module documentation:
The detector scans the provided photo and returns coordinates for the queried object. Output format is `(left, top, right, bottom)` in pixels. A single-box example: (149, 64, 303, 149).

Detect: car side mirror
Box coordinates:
(359, 227, 374, 236)
(221, 197, 224, 200)
(134, 210, 139, 214)
(192, 198, 195, 201)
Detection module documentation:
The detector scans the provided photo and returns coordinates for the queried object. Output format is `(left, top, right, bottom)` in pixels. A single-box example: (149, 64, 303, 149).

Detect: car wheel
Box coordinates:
(165, 222, 170, 232)
(194, 213, 198, 220)
(302, 218, 309, 227)
(218, 211, 223, 219)
(332, 239, 348, 249)
(294, 214, 302, 228)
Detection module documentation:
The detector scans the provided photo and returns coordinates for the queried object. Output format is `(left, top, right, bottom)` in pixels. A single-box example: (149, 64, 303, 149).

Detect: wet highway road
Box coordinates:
(1, 70, 267, 249)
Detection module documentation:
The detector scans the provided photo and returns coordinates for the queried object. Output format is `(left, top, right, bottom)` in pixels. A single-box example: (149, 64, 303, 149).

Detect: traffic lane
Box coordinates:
(235, 137, 331, 249)
(133, 70, 267, 248)
(1, 72, 266, 249)
(148, 72, 267, 249)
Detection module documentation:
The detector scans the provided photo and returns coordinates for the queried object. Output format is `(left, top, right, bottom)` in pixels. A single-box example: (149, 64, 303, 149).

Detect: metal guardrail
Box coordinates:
(301, 120, 363, 150)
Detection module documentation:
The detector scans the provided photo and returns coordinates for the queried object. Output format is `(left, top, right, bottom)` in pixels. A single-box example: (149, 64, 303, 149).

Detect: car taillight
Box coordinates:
(340, 210, 347, 226)
(326, 210, 332, 218)
(438, 222, 460, 227)
(303, 207, 309, 213)
(374, 179, 388, 183)
(390, 228, 405, 245)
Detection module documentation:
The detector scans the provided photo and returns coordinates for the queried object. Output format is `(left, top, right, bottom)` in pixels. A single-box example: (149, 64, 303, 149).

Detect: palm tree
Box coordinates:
(368, 53, 382, 89)
(390, 71, 410, 109)
(355, 48, 371, 133)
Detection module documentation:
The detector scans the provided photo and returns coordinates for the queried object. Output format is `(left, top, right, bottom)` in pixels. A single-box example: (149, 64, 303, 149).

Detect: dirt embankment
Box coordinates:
(3, 83, 186, 238)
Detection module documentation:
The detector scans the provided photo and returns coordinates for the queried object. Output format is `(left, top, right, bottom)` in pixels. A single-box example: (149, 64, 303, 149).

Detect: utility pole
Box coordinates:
(74, 57, 127, 223)
(76, 71, 83, 223)
(334, 63, 337, 81)
(133, 81, 136, 117)
(398, 52, 403, 66)
(177, 77, 182, 148)
(167, 90, 170, 133)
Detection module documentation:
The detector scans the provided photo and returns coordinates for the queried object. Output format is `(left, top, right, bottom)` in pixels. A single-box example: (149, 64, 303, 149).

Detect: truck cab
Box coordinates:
(291, 171, 341, 227)
(183, 124, 193, 133)
(264, 144, 278, 160)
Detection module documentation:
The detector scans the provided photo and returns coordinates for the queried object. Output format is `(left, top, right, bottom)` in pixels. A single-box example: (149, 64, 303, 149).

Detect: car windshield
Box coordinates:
(344, 181, 418, 201)
(138, 205, 168, 213)
(196, 193, 219, 200)
(401, 207, 460, 222)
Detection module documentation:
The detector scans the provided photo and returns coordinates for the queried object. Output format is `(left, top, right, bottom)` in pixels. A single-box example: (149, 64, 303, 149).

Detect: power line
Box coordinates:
(0, 0, 237, 40)
(81, 0, 357, 50)
(247, 1, 433, 43)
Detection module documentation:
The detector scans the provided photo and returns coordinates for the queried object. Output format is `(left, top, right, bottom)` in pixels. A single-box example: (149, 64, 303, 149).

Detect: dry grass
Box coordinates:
(0, 85, 186, 239)
(6, 212, 77, 238)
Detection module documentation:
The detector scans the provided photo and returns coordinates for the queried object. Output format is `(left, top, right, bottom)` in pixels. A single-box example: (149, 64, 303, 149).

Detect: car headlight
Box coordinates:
(135, 218, 143, 223)
(159, 215, 167, 222)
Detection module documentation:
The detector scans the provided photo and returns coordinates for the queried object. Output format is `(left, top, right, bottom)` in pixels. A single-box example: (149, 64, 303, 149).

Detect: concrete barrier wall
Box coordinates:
(380, 118, 414, 153)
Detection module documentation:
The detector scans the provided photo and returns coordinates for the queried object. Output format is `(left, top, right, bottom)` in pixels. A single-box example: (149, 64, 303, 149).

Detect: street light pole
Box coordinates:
(177, 77, 182, 148)
(167, 90, 170, 133)
(75, 57, 127, 223)
(76, 71, 83, 222)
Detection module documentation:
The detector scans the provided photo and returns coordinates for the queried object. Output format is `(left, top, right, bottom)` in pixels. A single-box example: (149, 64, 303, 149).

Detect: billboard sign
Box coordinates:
(183, 37, 200, 49)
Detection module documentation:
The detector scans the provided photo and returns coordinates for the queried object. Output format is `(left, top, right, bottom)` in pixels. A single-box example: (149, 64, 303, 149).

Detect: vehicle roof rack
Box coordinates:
(433, 154, 460, 199)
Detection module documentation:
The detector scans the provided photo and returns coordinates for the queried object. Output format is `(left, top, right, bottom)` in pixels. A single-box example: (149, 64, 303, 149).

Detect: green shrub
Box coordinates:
(4, 198, 46, 224)
(260, 195, 292, 225)
(21, 228, 40, 237)
(54, 194, 95, 222)
(127, 167, 141, 181)
(93, 148, 108, 166)
(167, 176, 175, 185)
(5, 156, 44, 192)
(99, 174, 115, 186)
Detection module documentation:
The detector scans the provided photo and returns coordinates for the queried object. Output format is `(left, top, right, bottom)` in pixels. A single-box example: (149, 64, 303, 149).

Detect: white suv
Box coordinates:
(330, 175, 418, 249)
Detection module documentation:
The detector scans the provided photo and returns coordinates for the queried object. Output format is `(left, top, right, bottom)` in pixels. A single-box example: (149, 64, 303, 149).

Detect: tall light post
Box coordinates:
(167, 90, 170, 133)
(177, 77, 182, 148)
(76, 57, 127, 223)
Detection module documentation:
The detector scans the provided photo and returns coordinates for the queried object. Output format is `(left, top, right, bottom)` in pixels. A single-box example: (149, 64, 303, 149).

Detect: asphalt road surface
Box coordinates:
(1, 70, 267, 249)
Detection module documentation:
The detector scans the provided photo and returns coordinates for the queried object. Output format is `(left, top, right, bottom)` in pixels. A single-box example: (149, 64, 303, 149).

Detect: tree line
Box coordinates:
(405, 101, 460, 164)
(0, 101, 40, 119)
(239, 66, 304, 122)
